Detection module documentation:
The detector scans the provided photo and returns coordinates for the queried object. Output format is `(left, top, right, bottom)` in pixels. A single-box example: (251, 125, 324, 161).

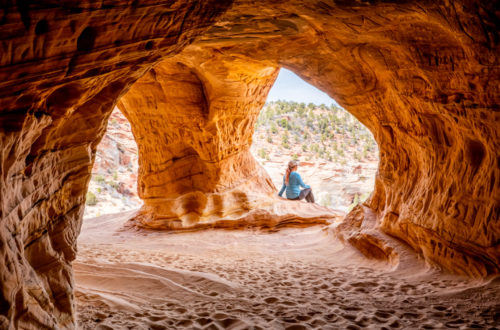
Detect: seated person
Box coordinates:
(278, 160, 315, 203)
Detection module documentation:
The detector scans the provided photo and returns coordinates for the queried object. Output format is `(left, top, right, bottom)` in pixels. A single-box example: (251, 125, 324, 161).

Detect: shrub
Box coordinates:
(108, 180, 119, 190)
(85, 191, 98, 206)
(94, 174, 105, 183)
(258, 148, 267, 159)
(282, 133, 289, 144)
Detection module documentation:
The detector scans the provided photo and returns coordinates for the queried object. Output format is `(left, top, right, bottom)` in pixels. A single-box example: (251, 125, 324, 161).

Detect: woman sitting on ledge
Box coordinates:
(278, 160, 315, 203)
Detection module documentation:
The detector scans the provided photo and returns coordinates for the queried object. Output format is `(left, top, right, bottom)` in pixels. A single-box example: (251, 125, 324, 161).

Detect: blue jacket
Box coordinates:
(278, 171, 310, 199)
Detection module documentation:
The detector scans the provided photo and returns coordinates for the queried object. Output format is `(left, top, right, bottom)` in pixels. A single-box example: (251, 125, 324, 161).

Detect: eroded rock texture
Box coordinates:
(0, 1, 232, 328)
(118, 52, 279, 228)
(0, 0, 499, 328)
(193, 0, 500, 277)
(118, 48, 337, 229)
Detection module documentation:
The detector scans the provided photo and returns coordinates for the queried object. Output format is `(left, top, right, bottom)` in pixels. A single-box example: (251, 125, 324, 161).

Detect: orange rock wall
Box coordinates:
(0, 1, 231, 328)
(0, 0, 498, 328)
(188, 0, 499, 276)
(118, 52, 280, 228)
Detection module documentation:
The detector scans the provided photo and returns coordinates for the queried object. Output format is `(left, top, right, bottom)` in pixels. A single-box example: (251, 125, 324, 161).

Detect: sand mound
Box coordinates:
(75, 211, 500, 329)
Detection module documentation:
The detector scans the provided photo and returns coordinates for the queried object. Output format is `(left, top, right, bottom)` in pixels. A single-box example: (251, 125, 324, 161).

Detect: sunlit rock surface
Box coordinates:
(0, 0, 498, 328)
(118, 49, 338, 229)
(0, 1, 232, 328)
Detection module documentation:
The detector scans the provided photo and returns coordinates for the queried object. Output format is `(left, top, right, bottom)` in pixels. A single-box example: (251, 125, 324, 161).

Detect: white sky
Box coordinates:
(266, 68, 339, 106)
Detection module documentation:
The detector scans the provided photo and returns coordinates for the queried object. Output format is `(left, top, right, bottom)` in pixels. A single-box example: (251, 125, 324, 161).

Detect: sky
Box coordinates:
(266, 68, 339, 106)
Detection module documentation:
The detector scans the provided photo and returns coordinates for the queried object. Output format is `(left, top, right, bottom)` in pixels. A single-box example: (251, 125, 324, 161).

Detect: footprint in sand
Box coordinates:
(401, 312, 421, 320)
(341, 306, 363, 312)
(285, 325, 308, 330)
(264, 297, 279, 304)
(175, 307, 187, 314)
(147, 323, 167, 330)
(195, 317, 213, 327)
(147, 315, 166, 322)
(175, 319, 193, 327)
(216, 318, 246, 328)
(95, 325, 113, 330)
(341, 312, 357, 321)
(374, 310, 394, 319)
(432, 305, 448, 311)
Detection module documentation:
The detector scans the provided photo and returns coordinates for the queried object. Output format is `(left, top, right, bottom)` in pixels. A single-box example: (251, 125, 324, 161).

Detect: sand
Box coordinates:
(75, 210, 500, 329)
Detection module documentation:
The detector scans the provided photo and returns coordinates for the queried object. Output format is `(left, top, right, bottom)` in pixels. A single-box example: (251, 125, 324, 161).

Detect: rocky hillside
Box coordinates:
(251, 101, 378, 211)
(84, 103, 379, 217)
(84, 108, 141, 218)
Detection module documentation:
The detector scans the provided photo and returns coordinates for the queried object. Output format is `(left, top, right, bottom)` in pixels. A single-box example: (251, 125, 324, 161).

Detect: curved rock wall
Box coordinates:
(121, 0, 497, 276)
(0, 1, 232, 328)
(117, 52, 281, 228)
(0, 0, 498, 328)
(188, 0, 500, 277)
(118, 49, 337, 229)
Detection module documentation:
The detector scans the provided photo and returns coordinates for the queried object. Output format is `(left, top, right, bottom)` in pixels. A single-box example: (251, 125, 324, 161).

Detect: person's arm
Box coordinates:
(297, 173, 310, 189)
(278, 176, 286, 197)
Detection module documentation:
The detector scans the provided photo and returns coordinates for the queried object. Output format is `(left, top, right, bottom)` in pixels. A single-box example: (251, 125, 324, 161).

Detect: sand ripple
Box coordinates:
(76, 212, 500, 329)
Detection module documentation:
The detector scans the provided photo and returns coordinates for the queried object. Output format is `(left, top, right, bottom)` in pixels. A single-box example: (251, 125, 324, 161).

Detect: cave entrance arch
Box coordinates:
(84, 107, 142, 219)
(253, 68, 379, 212)
(1, 1, 498, 328)
(115, 54, 339, 230)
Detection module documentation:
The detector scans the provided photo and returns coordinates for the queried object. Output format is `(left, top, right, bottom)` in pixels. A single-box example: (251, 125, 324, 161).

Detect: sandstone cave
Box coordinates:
(0, 1, 498, 329)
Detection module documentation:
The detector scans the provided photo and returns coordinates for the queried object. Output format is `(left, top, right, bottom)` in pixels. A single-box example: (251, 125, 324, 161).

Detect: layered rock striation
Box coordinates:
(0, 0, 499, 328)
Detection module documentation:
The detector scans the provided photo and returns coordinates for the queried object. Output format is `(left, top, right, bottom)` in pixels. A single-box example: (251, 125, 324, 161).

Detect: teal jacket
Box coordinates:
(278, 171, 310, 199)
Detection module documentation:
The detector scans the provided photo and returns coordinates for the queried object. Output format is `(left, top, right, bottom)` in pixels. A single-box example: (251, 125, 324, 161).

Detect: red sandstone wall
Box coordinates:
(0, 0, 498, 328)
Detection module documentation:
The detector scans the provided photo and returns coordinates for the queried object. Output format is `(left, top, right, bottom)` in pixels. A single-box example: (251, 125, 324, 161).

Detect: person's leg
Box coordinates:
(299, 188, 311, 201)
(305, 189, 315, 203)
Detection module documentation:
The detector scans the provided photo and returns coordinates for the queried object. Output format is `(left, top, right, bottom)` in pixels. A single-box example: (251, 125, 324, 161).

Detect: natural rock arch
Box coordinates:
(117, 48, 336, 230)
(0, 0, 498, 328)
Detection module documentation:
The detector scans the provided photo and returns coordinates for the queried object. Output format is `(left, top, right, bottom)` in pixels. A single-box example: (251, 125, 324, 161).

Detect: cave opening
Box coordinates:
(1, 1, 499, 328)
(83, 106, 141, 219)
(83, 67, 379, 221)
(252, 68, 379, 213)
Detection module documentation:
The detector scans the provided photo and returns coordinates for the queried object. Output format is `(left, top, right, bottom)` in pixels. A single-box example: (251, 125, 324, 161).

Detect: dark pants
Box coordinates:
(292, 188, 315, 203)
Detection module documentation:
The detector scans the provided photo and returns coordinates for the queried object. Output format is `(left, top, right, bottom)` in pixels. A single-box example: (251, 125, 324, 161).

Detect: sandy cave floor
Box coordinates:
(75, 211, 500, 330)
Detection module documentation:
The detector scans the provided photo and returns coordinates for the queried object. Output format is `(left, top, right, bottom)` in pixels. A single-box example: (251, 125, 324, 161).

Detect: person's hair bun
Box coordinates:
(288, 160, 298, 169)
